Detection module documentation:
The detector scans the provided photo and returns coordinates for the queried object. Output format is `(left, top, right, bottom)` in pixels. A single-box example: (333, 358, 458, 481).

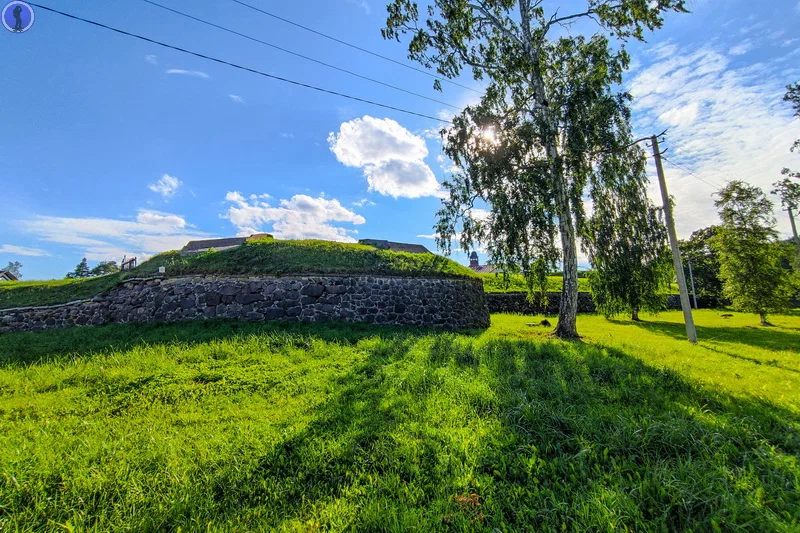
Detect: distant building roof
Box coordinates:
(182, 237, 248, 253)
(468, 251, 497, 273)
(358, 239, 430, 254)
(0, 270, 19, 281)
(180, 233, 275, 254)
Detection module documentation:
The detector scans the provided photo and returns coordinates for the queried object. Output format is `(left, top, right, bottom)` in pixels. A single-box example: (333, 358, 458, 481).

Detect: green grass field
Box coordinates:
(0, 239, 476, 310)
(1, 310, 798, 531)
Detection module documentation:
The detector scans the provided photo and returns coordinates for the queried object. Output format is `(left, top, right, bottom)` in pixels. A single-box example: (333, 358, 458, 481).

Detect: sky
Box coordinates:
(1, 0, 798, 280)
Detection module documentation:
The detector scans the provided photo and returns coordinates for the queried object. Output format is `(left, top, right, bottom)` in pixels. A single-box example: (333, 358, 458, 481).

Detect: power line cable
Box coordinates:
(140, 0, 459, 110)
(29, 3, 453, 123)
(229, 0, 482, 95)
(661, 155, 726, 191)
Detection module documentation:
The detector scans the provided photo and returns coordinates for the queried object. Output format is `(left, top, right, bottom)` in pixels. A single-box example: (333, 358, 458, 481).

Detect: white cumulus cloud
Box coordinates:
(148, 174, 183, 199)
(224, 192, 366, 242)
(328, 116, 441, 198)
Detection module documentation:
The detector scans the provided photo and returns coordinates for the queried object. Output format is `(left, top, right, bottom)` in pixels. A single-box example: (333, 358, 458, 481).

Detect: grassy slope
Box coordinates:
(0, 274, 123, 310)
(134, 239, 477, 279)
(1, 310, 798, 531)
(0, 239, 475, 310)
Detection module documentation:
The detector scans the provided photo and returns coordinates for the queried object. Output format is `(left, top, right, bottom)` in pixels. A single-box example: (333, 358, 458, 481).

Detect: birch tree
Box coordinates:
(384, 0, 686, 338)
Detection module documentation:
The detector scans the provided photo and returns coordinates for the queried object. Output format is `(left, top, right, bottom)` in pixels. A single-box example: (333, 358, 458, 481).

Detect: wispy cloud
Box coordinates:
(166, 69, 210, 79)
(0, 244, 50, 257)
(352, 198, 376, 207)
(228, 94, 245, 104)
(148, 174, 183, 199)
(346, 0, 370, 14)
(728, 39, 754, 56)
(17, 210, 208, 261)
(145, 54, 158, 66)
(628, 41, 800, 239)
(280, 132, 295, 139)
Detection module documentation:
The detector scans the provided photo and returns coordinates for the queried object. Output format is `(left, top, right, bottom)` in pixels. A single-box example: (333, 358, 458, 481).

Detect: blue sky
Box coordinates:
(1, 0, 798, 280)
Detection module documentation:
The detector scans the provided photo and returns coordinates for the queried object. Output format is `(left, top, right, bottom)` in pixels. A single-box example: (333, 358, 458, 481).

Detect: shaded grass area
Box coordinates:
(1, 312, 799, 531)
(0, 239, 475, 310)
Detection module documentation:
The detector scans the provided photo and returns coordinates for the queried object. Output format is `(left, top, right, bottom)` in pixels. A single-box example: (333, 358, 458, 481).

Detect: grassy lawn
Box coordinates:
(0, 311, 798, 531)
(0, 240, 475, 311)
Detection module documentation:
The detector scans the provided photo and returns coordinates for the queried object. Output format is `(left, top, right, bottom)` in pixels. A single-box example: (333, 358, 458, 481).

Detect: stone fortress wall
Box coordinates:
(0, 274, 491, 334)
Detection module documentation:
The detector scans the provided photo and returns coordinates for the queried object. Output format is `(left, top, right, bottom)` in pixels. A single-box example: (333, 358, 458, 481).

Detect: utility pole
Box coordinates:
(651, 135, 698, 343)
(687, 257, 698, 309)
(788, 206, 799, 244)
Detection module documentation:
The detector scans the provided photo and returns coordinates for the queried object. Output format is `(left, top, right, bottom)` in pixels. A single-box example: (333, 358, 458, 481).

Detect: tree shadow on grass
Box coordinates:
(195, 336, 800, 531)
(610, 317, 800, 353)
(4, 326, 800, 531)
(701, 344, 800, 374)
(0, 319, 485, 368)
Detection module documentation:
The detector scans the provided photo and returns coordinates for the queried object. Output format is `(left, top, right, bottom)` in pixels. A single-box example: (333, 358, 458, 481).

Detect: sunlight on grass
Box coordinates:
(488, 310, 800, 412)
(0, 312, 798, 531)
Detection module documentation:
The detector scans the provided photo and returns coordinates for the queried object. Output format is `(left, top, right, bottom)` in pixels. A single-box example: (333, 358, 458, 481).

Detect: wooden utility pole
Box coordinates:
(788, 206, 799, 244)
(651, 135, 698, 343)
(687, 258, 698, 309)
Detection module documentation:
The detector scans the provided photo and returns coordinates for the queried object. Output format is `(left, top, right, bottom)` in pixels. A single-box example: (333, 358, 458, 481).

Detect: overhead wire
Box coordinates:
(660, 155, 727, 192)
(228, 0, 482, 95)
(140, 0, 460, 110)
(28, 3, 453, 123)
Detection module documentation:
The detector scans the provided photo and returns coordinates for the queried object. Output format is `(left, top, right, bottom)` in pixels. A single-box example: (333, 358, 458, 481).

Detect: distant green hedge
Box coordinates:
(479, 273, 591, 293)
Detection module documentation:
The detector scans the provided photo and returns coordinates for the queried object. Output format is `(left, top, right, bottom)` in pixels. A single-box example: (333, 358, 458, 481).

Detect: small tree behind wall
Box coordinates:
(679, 226, 723, 301)
(66, 258, 91, 279)
(3, 261, 23, 279)
(712, 181, 792, 326)
(584, 149, 672, 321)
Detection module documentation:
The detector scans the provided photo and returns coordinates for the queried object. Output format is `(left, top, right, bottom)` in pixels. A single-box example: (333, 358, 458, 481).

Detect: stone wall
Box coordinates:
(0, 275, 490, 334)
(486, 292, 596, 315)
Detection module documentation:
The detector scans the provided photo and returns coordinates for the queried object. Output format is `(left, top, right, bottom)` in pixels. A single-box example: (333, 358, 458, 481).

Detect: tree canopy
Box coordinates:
(583, 149, 672, 320)
(712, 181, 792, 326)
(66, 258, 92, 280)
(383, 0, 686, 338)
(3, 261, 23, 279)
(679, 227, 723, 302)
(90, 261, 120, 277)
